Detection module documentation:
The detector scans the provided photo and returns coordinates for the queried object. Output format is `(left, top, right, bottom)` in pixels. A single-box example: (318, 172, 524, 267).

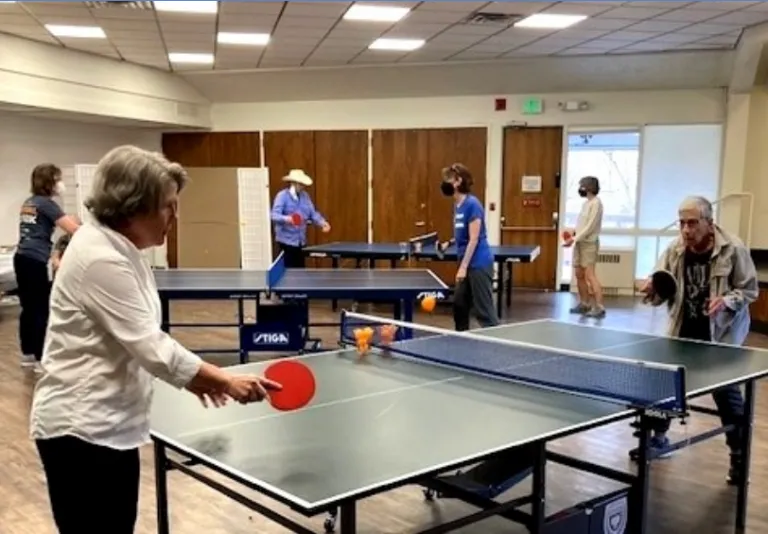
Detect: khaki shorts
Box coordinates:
(573, 240, 599, 268)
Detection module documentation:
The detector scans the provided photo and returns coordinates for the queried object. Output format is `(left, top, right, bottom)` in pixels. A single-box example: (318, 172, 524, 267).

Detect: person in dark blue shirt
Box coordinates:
(439, 163, 499, 331)
(14, 164, 80, 369)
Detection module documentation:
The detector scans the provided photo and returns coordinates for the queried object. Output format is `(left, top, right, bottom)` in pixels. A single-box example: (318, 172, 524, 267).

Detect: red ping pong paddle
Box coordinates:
(263, 360, 316, 411)
(562, 230, 573, 241)
(650, 269, 678, 302)
(291, 213, 302, 226)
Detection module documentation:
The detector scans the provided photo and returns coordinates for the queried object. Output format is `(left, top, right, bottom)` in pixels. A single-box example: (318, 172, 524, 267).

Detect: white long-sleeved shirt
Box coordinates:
(29, 221, 202, 450)
(574, 196, 604, 243)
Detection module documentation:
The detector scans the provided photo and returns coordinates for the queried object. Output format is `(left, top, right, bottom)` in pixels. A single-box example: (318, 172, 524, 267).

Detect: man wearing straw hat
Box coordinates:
(270, 169, 331, 268)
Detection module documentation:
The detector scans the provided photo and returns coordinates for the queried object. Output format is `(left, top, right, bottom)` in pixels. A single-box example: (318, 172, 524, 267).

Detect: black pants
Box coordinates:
(279, 243, 305, 268)
(36, 436, 140, 534)
(453, 266, 500, 331)
(13, 253, 51, 360)
(650, 384, 745, 452)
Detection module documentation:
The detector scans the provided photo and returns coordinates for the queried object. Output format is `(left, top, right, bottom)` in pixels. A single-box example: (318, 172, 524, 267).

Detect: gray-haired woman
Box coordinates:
(29, 145, 281, 534)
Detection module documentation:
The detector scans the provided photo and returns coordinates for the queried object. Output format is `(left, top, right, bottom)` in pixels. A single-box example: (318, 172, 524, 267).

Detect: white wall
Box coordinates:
(213, 89, 727, 246)
(0, 111, 161, 245)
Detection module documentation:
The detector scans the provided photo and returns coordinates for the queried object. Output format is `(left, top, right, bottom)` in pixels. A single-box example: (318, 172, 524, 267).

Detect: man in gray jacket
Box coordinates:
(639, 195, 758, 485)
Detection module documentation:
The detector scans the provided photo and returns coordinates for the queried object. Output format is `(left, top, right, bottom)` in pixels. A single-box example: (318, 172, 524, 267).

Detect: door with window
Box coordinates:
(500, 127, 563, 290)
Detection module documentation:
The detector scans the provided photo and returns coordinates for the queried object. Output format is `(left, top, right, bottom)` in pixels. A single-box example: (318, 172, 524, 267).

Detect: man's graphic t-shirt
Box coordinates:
(678, 248, 713, 342)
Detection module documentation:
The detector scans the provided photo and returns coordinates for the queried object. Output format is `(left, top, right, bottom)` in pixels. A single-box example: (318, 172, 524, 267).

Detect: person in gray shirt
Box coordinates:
(13, 164, 79, 370)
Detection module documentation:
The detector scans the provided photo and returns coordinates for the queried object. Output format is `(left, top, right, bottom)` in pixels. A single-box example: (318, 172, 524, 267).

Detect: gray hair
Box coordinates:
(85, 145, 188, 228)
(678, 195, 713, 220)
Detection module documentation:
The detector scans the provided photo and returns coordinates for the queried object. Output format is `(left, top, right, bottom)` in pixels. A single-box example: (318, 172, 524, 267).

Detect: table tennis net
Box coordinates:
(340, 312, 686, 413)
(406, 231, 439, 253)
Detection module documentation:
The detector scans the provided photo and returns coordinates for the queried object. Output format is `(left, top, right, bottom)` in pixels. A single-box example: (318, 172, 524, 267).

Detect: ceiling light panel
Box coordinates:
(369, 38, 425, 51)
(217, 32, 270, 46)
(168, 52, 214, 64)
(515, 14, 588, 29)
(154, 1, 217, 14)
(45, 25, 106, 38)
(344, 4, 411, 22)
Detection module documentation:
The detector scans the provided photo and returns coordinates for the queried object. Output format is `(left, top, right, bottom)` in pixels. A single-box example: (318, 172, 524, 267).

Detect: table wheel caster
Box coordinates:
(324, 510, 337, 532)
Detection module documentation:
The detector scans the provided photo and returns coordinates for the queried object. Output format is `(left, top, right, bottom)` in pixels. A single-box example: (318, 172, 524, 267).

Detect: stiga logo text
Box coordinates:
(253, 333, 290, 345)
(418, 292, 446, 300)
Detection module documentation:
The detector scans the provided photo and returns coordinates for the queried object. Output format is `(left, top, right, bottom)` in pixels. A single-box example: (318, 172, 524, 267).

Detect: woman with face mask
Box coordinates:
(13, 164, 80, 372)
(439, 163, 499, 331)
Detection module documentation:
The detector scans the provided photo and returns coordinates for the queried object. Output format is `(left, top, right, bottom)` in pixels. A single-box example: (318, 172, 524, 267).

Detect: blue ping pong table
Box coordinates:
(304, 237, 540, 317)
(154, 253, 448, 363)
(150, 312, 768, 534)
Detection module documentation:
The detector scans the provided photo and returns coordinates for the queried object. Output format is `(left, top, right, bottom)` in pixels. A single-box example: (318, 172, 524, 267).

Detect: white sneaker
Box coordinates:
(20, 354, 36, 368)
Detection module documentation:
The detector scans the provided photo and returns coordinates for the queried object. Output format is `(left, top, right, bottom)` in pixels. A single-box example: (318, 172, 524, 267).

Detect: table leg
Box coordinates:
(495, 261, 503, 319)
(630, 418, 651, 534)
(153, 440, 170, 534)
(332, 257, 339, 311)
(505, 262, 513, 308)
(735, 380, 755, 532)
(530, 443, 546, 534)
(237, 299, 247, 364)
(339, 502, 357, 534)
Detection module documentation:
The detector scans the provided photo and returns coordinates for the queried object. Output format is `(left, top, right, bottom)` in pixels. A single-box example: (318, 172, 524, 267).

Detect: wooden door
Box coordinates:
(426, 128, 487, 283)
(371, 129, 430, 263)
(501, 127, 563, 290)
(263, 131, 317, 259)
(313, 131, 368, 267)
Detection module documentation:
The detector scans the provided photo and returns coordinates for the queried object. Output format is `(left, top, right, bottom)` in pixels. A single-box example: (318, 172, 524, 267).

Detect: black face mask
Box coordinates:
(578, 187, 588, 198)
(440, 181, 455, 196)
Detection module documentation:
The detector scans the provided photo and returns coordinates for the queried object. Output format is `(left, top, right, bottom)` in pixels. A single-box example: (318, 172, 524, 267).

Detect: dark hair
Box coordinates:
(442, 163, 473, 193)
(579, 175, 600, 195)
(30, 164, 62, 196)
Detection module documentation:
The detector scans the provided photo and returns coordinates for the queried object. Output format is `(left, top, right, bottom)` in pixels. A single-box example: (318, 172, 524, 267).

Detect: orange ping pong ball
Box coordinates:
(421, 295, 436, 313)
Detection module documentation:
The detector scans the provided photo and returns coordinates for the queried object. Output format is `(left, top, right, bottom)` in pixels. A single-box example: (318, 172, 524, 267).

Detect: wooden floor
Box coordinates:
(1, 291, 768, 534)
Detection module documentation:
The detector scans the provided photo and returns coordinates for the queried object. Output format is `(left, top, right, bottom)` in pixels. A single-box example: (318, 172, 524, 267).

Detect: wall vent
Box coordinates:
(85, 2, 153, 9)
(461, 12, 521, 25)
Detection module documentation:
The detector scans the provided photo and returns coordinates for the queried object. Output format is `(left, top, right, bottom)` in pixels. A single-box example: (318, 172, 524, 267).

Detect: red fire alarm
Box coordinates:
(494, 98, 507, 111)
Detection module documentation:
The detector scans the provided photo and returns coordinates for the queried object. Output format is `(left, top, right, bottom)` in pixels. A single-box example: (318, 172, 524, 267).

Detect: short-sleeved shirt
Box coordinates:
(17, 195, 64, 263)
(454, 194, 493, 270)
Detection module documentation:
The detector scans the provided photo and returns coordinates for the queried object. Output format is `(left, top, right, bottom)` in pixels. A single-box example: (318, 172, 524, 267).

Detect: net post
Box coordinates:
(266, 252, 286, 291)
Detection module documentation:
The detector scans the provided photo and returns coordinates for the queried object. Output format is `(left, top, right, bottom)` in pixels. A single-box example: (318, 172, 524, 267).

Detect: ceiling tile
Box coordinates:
(97, 19, 156, 30)
(157, 21, 215, 33)
(219, 2, 284, 15)
(447, 23, 508, 36)
(574, 17, 635, 30)
(554, 28, 612, 40)
(387, 22, 451, 36)
(89, 9, 156, 20)
(404, 9, 472, 24)
(0, 14, 40, 28)
(646, 32, 703, 44)
(25, 2, 92, 17)
(450, 49, 501, 60)
(282, 2, 351, 18)
(707, 11, 768, 25)
(352, 50, 408, 64)
(217, 13, 279, 27)
(653, 8, 723, 22)
(398, 50, 453, 62)
(264, 36, 319, 48)
(601, 30, 659, 42)
(484, 2, 554, 15)
(686, 1, 756, 10)
(602, 6, 675, 19)
(278, 15, 340, 30)
(105, 29, 161, 40)
(540, 2, 615, 16)
(5, 30, 59, 45)
(678, 22, 743, 34)
(697, 34, 741, 45)
(621, 1, 689, 7)
(416, 2, 493, 12)
(625, 20, 689, 32)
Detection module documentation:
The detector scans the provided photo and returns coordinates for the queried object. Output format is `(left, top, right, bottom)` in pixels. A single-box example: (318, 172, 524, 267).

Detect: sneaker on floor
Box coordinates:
(20, 354, 36, 368)
(630, 435, 673, 461)
(569, 303, 590, 314)
(586, 307, 606, 318)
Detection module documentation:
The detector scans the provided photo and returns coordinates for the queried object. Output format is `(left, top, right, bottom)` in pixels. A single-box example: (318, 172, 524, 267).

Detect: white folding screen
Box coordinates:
(237, 167, 273, 270)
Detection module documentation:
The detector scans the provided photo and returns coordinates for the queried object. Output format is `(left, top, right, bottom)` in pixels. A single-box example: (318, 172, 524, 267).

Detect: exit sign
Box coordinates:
(522, 97, 543, 115)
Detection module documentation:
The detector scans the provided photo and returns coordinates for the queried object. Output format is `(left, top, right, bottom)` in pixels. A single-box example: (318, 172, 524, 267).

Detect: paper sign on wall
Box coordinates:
(521, 175, 542, 193)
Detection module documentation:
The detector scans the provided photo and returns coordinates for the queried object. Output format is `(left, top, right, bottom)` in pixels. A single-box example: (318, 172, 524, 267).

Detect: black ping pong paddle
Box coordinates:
(649, 269, 678, 302)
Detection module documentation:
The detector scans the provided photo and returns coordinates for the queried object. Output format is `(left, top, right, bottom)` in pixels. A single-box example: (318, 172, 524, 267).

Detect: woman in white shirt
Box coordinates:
(30, 145, 280, 534)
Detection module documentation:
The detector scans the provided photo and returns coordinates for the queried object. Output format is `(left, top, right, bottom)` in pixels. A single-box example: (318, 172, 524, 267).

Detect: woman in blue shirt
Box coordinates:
(14, 163, 80, 370)
(440, 164, 499, 331)
(270, 169, 330, 268)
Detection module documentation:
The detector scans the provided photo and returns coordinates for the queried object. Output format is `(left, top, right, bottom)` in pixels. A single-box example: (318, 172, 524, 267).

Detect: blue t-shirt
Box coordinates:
(454, 194, 493, 270)
(17, 195, 64, 263)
